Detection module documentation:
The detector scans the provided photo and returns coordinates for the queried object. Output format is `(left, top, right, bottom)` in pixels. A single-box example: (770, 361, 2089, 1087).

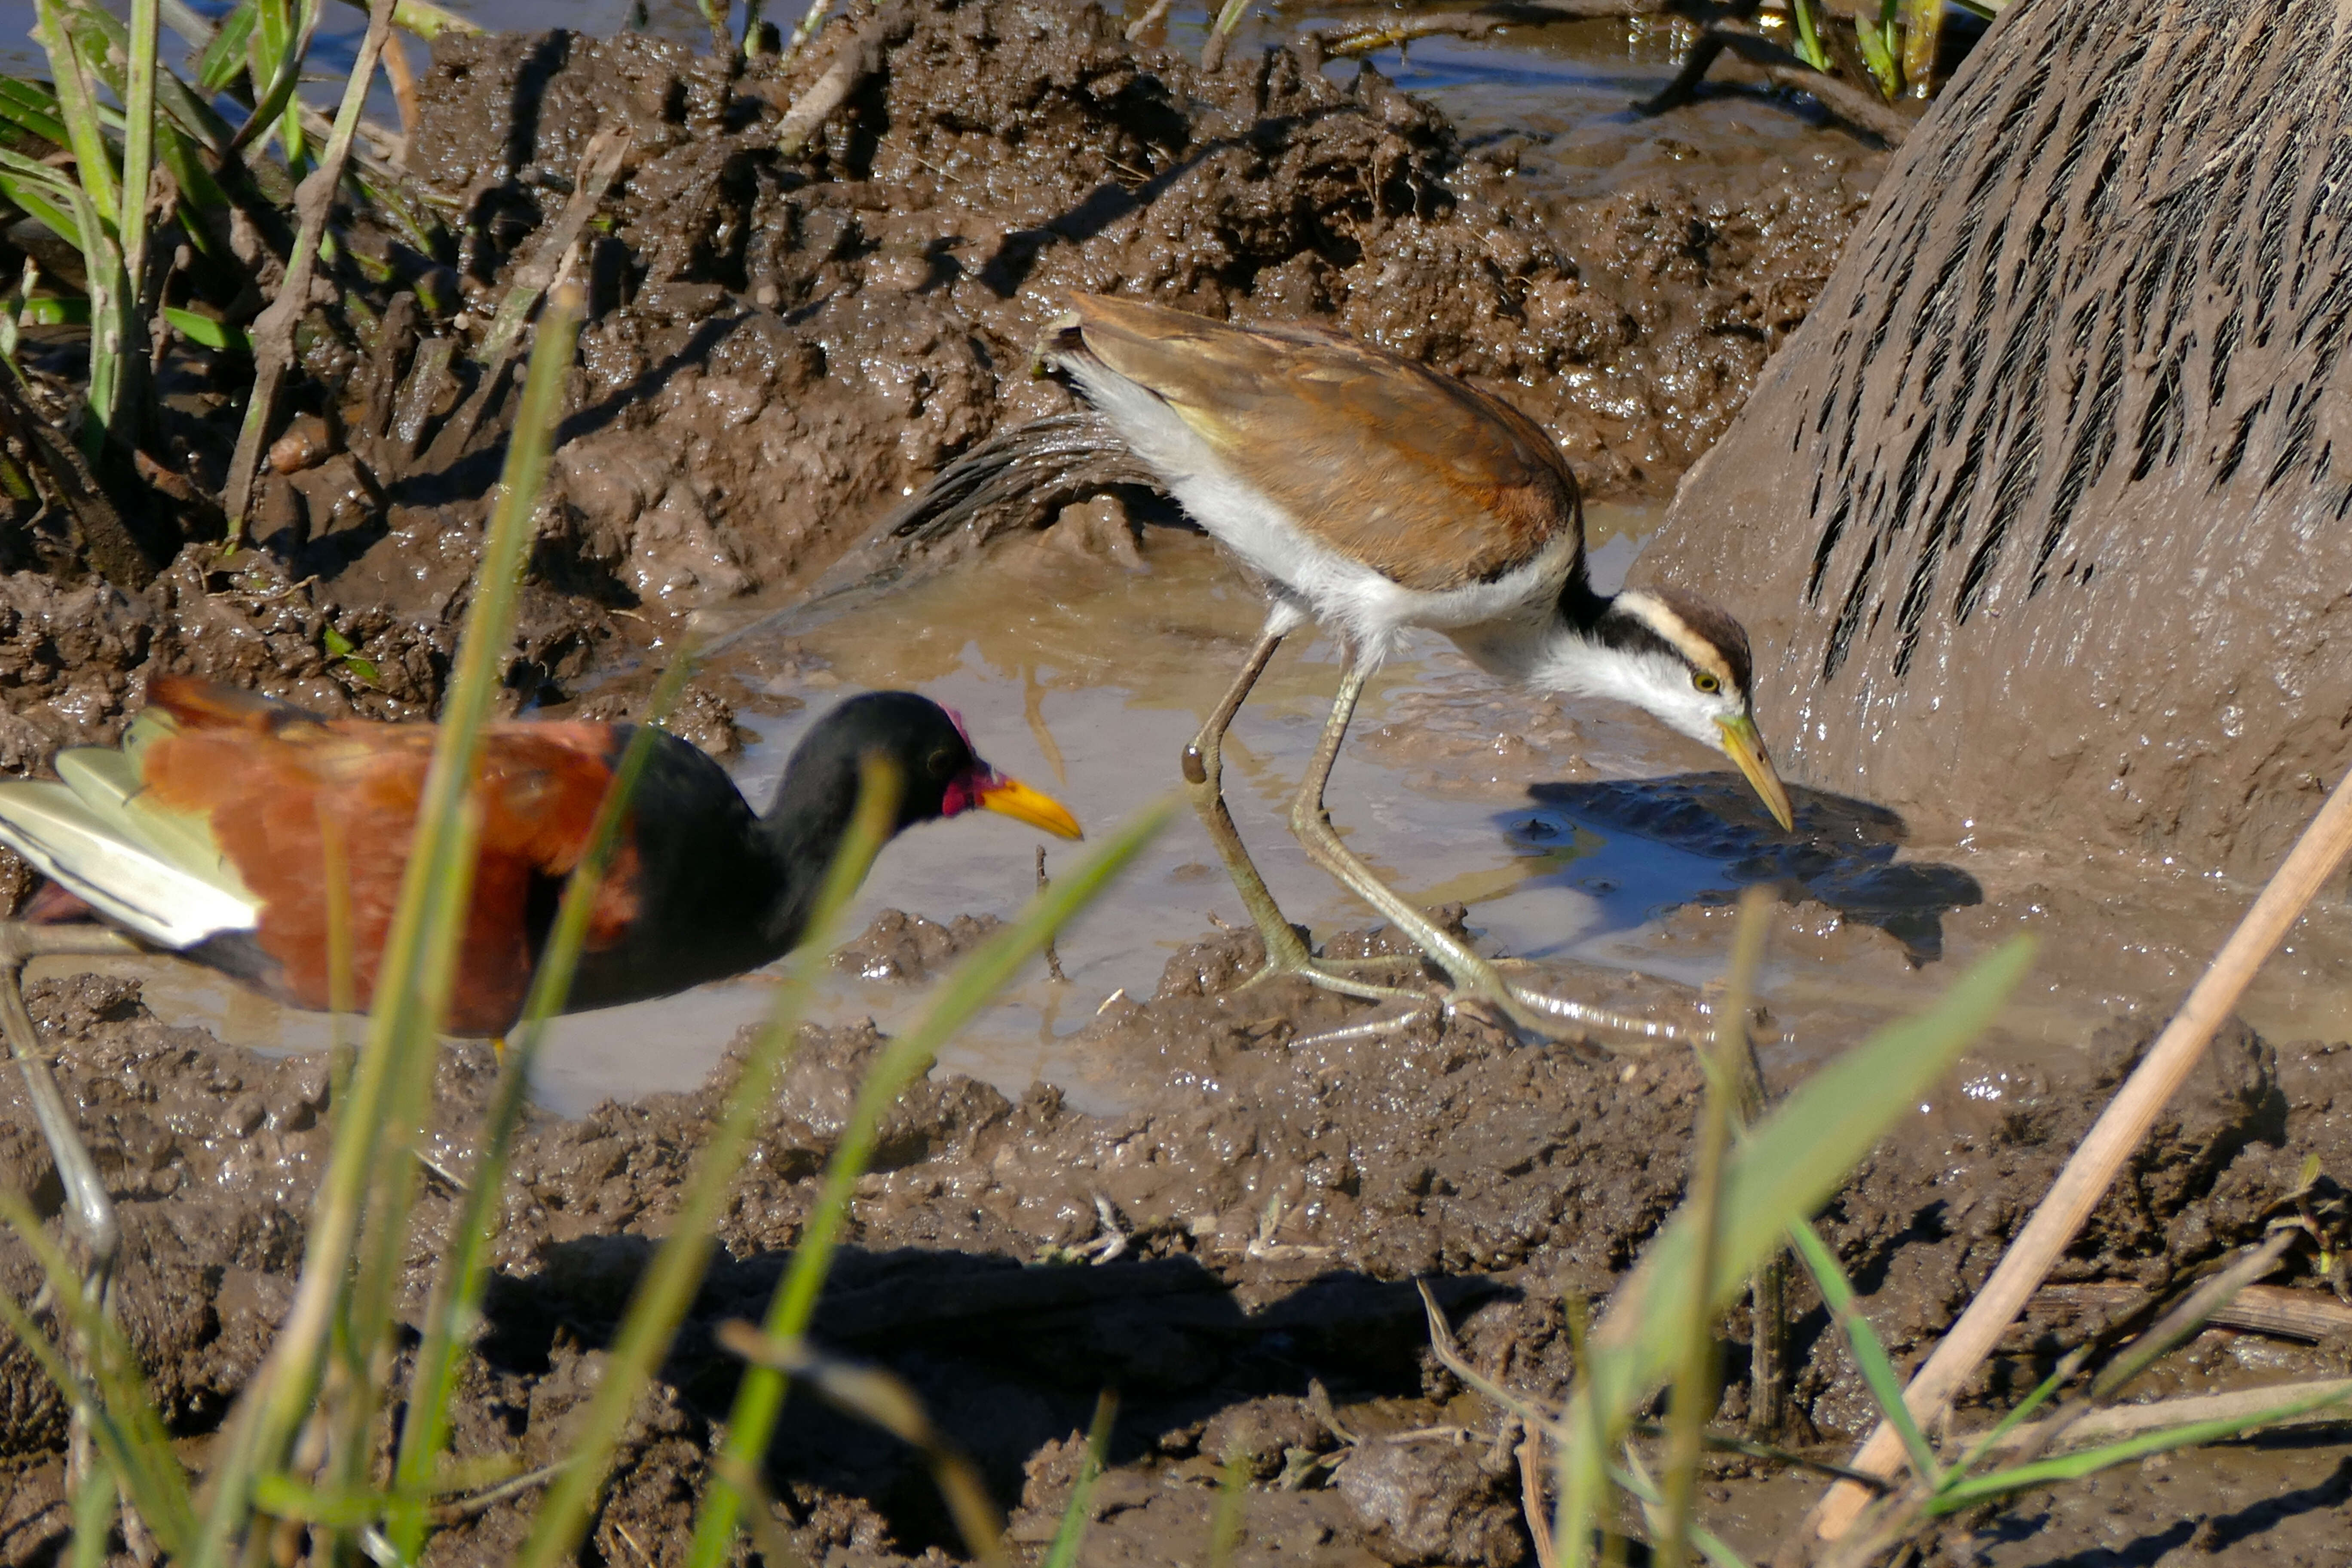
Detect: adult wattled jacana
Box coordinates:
(0, 676, 1081, 1288)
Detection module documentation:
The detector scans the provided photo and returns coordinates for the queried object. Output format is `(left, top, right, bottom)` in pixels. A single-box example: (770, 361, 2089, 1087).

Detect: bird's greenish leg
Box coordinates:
(1282, 659, 1674, 1044)
(1, 922, 145, 1498)
(1185, 633, 1424, 1004)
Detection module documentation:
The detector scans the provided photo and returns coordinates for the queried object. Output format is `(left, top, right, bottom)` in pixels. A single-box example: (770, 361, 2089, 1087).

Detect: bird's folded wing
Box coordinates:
(0, 778, 257, 947)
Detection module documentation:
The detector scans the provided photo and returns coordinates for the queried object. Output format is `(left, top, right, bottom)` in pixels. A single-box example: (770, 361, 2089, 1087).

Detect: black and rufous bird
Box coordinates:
(900, 294, 1792, 1037)
(0, 677, 1082, 1036)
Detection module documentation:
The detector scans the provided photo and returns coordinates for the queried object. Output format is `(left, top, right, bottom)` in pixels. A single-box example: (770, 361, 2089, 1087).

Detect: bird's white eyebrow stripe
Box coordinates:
(1615, 592, 1736, 683)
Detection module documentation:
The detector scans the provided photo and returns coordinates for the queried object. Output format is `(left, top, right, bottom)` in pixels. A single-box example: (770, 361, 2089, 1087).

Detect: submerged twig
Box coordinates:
(1310, 15, 1505, 59)
(1037, 847, 1067, 983)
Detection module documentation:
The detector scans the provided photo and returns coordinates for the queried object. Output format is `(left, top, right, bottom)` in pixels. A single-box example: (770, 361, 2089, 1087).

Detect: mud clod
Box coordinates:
(1332, 1439, 1523, 1568)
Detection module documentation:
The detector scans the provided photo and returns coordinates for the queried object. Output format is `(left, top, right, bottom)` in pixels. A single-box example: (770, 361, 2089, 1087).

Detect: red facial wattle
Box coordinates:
(940, 760, 1084, 840)
(939, 763, 1000, 819)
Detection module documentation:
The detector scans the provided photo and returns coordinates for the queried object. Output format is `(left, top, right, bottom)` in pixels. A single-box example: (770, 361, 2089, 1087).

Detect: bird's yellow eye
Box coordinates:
(1692, 671, 1721, 694)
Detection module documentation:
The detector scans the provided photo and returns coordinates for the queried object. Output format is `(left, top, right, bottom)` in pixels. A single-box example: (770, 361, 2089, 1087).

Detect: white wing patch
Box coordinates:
(0, 734, 258, 950)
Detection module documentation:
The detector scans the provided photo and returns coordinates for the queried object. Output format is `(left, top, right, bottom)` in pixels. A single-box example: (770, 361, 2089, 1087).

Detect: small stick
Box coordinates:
(1948, 1376, 2352, 1458)
(1312, 15, 1504, 58)
(775, 8, 918, 159)
(1038, 848, 1067, 983)
(221, 0, 404, 540)
(1519, 1421, 1561, 1568)
(1124, 0, 1173, 42)
(1808, 760, 2352, 1542)
(380, 28, 420, 161)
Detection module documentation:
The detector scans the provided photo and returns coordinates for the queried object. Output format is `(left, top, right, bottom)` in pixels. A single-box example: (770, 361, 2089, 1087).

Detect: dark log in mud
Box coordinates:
(1645, 0, 2352, 877)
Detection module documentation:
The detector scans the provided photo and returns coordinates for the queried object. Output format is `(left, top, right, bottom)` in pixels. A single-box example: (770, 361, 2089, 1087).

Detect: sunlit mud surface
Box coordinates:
(5, 5, 2352, 1566)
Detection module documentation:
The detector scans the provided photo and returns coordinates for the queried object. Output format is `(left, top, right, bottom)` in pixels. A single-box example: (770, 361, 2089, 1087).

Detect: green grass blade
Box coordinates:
(328, 0, 481, 38)
(1853, 17, 1900, 99)
(0, 159, 80, 245)
(1787, 1218, 1940, 1488)
(1925, 1381, 2352, 1513)
(1208, 1452, 1248, 1568)
(69, 1445, 116, 1568)
(59, 180, 132, 461)
(1612, 1456, 1752, 1568)
(385, 650, 699, 1562)
(162, 306, 251, 353)
(1555, 937, 2035, 1563)
(119, 0, 161, 295)
(1788, 0, 1832, 71)
(510, 762, 906, 1568)
(1592, 936, 2035, 1401)
(1946, 1345, 2092, 1482)
(1659, 887, 1769, 1568)
(29, 0, 118, 220)
(183, 287, 579, 1568)
(0, 78, 70, 147)
(2089, 1231, 2294, 1403)
(1042, 1391, 1118, 1568)
(0, 1195, 197, 1552)
(193, 1, 258, 94)
(683, 798, 1172, 1568)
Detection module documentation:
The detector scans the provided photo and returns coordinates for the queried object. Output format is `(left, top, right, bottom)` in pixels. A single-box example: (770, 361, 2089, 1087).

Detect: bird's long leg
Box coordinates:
(1184, 631, 1424, 1004)
(1282, 659, 1684, 1045)
(0, 922, 144, 1494)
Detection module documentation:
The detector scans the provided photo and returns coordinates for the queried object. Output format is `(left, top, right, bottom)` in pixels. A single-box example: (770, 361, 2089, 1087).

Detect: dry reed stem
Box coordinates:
(1949, 1377, 2352, 1457)
(1808, 762, 2352, 1542)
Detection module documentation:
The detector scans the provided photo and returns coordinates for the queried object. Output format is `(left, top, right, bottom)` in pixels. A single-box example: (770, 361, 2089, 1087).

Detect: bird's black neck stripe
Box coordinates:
(1556, 566, 1615, 637)
(1556, 571, 1703, 671)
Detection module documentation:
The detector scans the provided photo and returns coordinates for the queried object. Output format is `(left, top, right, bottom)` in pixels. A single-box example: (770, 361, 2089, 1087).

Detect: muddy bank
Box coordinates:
(0, 0, 1873, 790)
(2, 920, 2349, 1564)
(1643, 0, 2352, 879)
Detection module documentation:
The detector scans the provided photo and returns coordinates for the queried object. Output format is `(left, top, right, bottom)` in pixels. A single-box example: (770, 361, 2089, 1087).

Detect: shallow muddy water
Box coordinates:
(54, 501, 2352, 1129)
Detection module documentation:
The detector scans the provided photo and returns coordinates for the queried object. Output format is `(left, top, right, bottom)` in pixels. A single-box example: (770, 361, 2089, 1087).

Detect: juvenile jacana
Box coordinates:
(0, 677, 1080, 1284)
(1029, 294, 1792, 1035)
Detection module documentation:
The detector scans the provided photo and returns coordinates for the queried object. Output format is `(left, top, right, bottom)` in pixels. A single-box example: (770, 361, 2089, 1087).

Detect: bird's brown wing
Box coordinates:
(138, 677, 638, 1033)
(1065, 294, 1581, 592)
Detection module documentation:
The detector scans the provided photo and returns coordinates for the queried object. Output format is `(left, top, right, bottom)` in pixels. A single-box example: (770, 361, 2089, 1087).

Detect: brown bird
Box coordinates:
(1018, 294, 1793, 1036)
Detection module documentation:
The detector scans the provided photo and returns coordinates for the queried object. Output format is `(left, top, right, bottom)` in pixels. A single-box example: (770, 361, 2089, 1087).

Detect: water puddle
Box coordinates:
(17, 0, 2352, 1117)
(63, 500, 2352, 1119)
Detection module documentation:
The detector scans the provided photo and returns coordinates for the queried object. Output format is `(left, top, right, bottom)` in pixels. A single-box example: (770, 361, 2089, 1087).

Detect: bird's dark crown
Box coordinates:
(769, 692, 990, 831)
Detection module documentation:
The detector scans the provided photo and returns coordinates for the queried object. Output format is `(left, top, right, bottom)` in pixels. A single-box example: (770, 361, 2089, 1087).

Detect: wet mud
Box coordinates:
(6, 3, 2350, 1565)
(2, 934, 2351, 1565)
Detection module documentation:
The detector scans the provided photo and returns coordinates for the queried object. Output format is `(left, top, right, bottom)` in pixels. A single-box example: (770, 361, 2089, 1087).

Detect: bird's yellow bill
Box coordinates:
(1717, 714, 1795, 833)
(977, 776, 1084, 839)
